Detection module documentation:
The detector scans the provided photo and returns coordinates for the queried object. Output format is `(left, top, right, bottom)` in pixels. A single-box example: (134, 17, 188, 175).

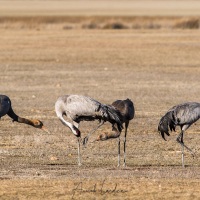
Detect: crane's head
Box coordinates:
(96, 132, 108, 141)
(72, 125, 81, 137)
(31, 119, 50, 133)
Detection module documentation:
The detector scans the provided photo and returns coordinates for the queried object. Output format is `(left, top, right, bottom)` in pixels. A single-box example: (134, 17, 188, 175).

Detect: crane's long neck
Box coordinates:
(57, 113, 80, 137)
(7, 107, 35, 126)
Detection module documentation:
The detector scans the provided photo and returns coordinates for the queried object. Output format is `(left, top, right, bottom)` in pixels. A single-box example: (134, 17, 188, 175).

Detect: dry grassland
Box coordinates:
(1, 0, 200, 16)
(0, 1, 200, 199)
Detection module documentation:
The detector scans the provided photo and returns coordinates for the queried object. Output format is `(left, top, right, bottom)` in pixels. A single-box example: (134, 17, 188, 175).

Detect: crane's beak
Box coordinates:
(41, 125, 50, 134)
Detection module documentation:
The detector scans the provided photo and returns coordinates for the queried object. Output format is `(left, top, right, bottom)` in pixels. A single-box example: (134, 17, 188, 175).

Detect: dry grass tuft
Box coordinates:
(132, 23, 161, 29)
(62, 25, 73, 30)
(174, 18, 200, 29)
(82, 22, 100, 29)
(102, 22, 128, 29)
(1, 16, 200, 30)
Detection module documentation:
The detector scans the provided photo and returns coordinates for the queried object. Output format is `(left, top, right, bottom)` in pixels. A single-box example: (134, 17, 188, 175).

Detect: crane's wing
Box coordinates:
(104, 105, 123, 132)
(174, 102, 200, 125)
(158, 110, 176, 140)
(64, 95, 102, 119)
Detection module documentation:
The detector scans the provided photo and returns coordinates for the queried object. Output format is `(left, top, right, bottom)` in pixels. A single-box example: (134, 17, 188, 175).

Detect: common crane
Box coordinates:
(55, 94, 123, 166)
(158, 102, 200, 167)
(95, 98, 134, 167)
(0, 94, 49, 132)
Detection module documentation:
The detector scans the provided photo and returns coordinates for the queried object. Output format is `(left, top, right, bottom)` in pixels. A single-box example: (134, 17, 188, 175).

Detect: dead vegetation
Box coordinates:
(174, 18, 200, 29)
(0, 16, 200, 30)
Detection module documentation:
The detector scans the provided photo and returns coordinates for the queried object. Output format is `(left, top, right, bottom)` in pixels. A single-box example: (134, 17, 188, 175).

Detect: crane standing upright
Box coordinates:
(95, 98, 134, 167)
(55, 94, 123, 166)
(158, 102, 200, 167)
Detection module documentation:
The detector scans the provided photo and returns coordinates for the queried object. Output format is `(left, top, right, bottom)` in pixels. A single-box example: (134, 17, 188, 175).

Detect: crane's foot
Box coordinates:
(123, 163, 126, 168)
(184, 147, 196, 158)
(190, 151, 196, 159)
(177, 139, 196, 158)
(83, 137, 88, 146)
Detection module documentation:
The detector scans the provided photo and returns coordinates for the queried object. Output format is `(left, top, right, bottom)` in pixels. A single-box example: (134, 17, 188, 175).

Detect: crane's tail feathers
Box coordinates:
(158, 111, 176, 140)
(105, 105, 123, 132)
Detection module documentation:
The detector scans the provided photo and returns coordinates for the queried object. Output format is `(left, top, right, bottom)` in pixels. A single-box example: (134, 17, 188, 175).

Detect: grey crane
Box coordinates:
(158, 102, 200, 167)
(94, 98, 134, 167)
(55, 94, 123, 166)
(0, 94, 49, 132)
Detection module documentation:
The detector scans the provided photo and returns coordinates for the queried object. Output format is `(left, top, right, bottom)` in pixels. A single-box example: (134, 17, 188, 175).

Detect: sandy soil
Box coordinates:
(0, 1, 200, 199)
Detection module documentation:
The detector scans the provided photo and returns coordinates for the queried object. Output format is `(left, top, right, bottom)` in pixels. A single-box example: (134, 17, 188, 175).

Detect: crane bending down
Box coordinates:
(0, 94, 49, 132)
(55, 94, 123, 166)
(158, 102, 200, 167)
(94, 99, 134, 167)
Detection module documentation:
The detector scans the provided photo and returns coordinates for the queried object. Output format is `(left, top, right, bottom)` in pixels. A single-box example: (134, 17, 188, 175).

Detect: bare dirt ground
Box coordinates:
(1, 1, 200, 199)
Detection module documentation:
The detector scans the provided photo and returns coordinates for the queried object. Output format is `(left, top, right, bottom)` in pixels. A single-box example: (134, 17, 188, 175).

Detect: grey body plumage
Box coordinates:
(158, 102, 200, 167)
(55, 94, 123, 166)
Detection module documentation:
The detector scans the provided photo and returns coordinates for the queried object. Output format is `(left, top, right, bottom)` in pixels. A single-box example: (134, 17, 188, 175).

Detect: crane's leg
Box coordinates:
(83, 121, 104, 145)
(176, 130, 195, 168)
(109, 124, 121, 167)
(73, 121, 82, 166)
(77, 137, 82, 166)
(123, 121, 129, 167)
(117, 137, 121, 167)
(176, 131, 185, 167)
(176, 131, 195, 156)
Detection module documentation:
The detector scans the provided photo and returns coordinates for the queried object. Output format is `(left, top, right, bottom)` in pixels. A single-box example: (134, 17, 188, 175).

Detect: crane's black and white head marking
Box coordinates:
(73, 125, 81, 137)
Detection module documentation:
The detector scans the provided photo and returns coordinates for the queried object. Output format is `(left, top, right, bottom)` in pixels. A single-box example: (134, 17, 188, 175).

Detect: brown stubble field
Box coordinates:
(1, 1, 200, 199)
